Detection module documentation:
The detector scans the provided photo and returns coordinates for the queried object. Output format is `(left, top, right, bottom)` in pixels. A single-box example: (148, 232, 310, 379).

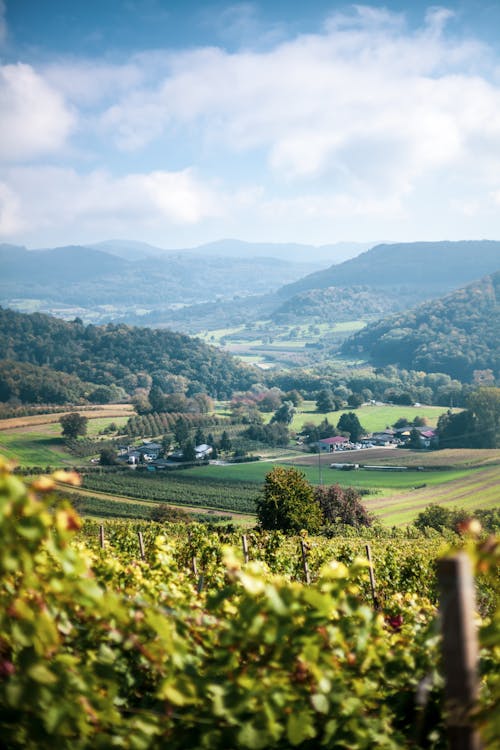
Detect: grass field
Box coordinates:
(0, 408, 132, 466)
(290, 402, 450, 433)
(0, 431, 74, 466)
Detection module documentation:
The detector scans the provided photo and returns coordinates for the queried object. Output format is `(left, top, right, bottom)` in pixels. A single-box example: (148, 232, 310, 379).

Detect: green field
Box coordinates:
(290, 402, 449, 433)
(0, 431, 74, 466)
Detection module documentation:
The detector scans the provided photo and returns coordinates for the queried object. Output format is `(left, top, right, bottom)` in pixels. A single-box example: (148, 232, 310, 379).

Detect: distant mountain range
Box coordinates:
(342, 271, 500, 381)
(146, 240, 500, 332)
(2, 239, 500, 337)
(89, 238, 374, 264)
(278, 240, 500, 299)
(0, 241, 327, 312)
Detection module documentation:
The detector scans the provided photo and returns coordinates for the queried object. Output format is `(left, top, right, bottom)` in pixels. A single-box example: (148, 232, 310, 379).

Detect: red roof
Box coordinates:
(319, 436, 349, 445)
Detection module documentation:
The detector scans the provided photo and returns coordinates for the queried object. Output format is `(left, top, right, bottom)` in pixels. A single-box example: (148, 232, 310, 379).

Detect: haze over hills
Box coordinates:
(129, 240, 500, 333)
(342, 271, 500, 381)
(91, 238, 374, 264)
(0, 241, 325, 317)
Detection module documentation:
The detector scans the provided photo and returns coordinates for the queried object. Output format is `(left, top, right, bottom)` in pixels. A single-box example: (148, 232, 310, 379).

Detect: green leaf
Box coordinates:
(28, 663, 57, 684)
(287, 711, 316, 746)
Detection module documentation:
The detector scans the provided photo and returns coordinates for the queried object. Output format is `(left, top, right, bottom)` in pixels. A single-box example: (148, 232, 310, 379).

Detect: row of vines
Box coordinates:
(0, 462, 498, 749)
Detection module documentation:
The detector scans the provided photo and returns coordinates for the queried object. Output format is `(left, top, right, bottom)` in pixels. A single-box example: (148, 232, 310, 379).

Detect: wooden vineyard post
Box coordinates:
(242, 534, 249, 564)
(365, 544, 379, 609)
(137, 531, 145, 561)
(437, 554, 481, 750)
(99, 524, 105, 549)
(190, 556, 204, 593)
(300, 539, 311, 584)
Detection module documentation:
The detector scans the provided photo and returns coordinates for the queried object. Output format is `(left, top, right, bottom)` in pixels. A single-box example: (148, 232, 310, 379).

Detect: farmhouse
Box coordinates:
(316, 436, 349, 452)
(195, 443, 213, 459)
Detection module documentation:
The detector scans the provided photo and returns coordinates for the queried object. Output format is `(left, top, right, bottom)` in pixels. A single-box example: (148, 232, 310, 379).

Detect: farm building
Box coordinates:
(316, 436, 349, 452)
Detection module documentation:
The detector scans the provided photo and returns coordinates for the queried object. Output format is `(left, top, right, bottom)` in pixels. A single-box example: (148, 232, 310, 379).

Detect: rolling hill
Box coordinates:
(341, 271, 500, 381)
(278, 240, 500, 300)
(0, 308, 258, 404)
(0, 242, 322, 313)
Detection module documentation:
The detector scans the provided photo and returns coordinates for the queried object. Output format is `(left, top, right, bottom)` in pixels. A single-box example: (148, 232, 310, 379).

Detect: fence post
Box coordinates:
(365, 544, 379, 609)
(437, 553, 481, 750)
(99, 524, 105, 549)
(137, 531, 145, 561)
(192, 556, 198, 578)
(242, 534, 249, 564)
(300, 539, 311, 585)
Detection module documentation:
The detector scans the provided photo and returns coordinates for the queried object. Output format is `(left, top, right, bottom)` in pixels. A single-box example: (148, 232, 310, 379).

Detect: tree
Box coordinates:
(219, 430, 232, 452)
(408, 428, 422, 450)
(182, 440, 196, 462)
(257, 466, 322, 533)
(149, 504, 191, 523)
(60, 412, 88, 439)
(337, 412, 364, 442)
(316, 389, 336, 413)
(99, 446, 118, 465)
(174, 417, 189, 446)
(315, 485, 373, 527)
(270, 400, 295, 425)
(437, 409, 478, 448)
(347, 392, 363, 408)
(285, 389, 304, 407)
(467, 387, 500, 448)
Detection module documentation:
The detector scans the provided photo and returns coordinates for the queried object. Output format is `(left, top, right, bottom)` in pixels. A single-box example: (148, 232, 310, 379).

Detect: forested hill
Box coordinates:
(278, 240, 500, 299)
(0, 308, 256, 404)
(341, 272, 500, 381)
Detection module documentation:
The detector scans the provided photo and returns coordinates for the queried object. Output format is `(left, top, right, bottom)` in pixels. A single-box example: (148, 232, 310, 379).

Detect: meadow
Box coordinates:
(288, 400, 449, 432)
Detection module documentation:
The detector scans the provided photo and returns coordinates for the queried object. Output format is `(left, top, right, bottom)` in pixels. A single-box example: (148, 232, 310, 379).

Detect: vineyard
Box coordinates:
(82, 471, 260, 514)
(0, 462, 499, 749)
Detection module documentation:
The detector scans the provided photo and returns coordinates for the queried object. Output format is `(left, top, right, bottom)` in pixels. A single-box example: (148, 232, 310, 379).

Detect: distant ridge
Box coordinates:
(278, 240, 500, 299)
(90, 238, 374, 264)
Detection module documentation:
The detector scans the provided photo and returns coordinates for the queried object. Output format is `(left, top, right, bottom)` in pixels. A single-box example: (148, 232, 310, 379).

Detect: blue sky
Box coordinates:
(1, 0, 500, 249)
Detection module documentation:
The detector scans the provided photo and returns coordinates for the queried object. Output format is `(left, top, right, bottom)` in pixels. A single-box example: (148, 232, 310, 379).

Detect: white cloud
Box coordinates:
(91, 6, 500, 206)
(2, 6, 500, 244)
(0, 64, 75, 161)
(0, 166, 242, 240)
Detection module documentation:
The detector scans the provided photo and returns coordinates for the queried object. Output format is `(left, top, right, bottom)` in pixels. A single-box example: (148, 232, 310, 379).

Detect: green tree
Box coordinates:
(467, 387, 500, 448)
(270, 400, 295, 425)
(59, 412, 88, 439)
(257, 466, 322, 533)
(337, 412, 364, 442)
(437, 409, 478, 448)
(219, 430, 232, 452)
(182, 440, 196, 462)
(99, 446, 118, 465)
(315, 389, 336, 413)
(174, 417, 189, 447)
(347, 392, 363, 408)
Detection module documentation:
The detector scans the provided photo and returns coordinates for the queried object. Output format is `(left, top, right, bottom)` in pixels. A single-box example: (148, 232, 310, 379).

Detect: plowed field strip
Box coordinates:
(365, 466, 499, 524)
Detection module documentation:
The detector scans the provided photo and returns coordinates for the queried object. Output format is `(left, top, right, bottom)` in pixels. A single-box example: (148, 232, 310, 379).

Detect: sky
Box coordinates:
(1, 0, 500, 249)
